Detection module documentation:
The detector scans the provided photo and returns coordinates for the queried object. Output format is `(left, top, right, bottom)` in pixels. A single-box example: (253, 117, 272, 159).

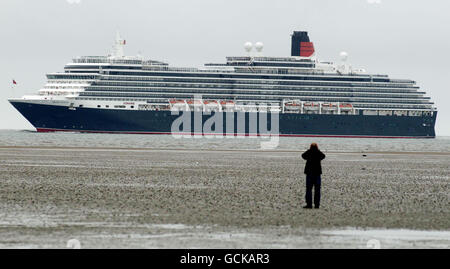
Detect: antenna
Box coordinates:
(111, 31, 126, 58)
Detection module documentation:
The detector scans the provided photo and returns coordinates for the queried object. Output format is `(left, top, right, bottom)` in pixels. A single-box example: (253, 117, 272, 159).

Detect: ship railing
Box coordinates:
(73, 56, 168, 66)
(226, 56, 313, 63)
(389, 78, 415, 84)
(73, 57, 141, 65)
(142, 66, 236, 73)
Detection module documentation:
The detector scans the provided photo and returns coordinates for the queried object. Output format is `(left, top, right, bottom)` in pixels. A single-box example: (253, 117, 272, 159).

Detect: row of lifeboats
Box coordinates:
(168, 99, 353, 113)
(169, 99, 237, 112)
(284, 101, 353, 111)
(169, 99, 236, 108)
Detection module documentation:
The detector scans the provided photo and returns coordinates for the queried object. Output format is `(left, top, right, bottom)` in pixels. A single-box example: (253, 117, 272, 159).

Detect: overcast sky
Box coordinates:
(1, 0, 449, 135)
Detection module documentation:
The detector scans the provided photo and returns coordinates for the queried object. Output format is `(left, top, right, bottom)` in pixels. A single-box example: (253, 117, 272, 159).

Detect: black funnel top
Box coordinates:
(291, 31, 311, 57)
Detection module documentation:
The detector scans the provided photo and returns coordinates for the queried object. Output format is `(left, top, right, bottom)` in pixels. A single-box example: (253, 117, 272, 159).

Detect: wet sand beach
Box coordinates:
(0, 144, 448, 248)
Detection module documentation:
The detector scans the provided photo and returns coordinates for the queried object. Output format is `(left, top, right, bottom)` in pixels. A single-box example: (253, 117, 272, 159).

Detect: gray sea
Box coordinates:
(0, 129, 449, 152)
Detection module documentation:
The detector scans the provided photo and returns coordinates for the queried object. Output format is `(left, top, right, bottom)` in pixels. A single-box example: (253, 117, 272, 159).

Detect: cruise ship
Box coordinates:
(9, 31, 437, 138)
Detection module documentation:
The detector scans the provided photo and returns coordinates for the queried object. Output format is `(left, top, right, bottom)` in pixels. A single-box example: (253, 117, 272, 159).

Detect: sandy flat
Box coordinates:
(0, 146, 448, 248)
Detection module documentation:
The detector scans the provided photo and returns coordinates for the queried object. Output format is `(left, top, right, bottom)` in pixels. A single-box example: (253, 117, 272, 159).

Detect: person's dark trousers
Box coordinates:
(305, 175, 321, 208)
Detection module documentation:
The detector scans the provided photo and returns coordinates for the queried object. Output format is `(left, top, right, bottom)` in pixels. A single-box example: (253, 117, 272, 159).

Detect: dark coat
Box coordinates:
(302, 149, 326, 175)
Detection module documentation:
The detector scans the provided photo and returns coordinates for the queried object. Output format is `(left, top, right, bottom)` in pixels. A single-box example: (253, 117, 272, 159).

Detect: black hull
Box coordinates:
(10, 102, 437, 138)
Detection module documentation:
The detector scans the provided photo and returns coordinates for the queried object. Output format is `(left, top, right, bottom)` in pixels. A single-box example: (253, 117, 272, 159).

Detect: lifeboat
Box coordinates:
(219, 100, 235, 111)
(204, 100, 220, 111)
(186, 100, 203, 105)
(322, 103, 338, 110)
(339, 103, 353, 110)
(169, 99, 187, 110)
(303, 102, 319, 110)
(284, 101, 301, 110)
(186, 99, 203, 111)
(220, 100, 235, 106)
(204, 100, 218, 105)
(204, 100, 220, 108)
(169, 99, 185, 104)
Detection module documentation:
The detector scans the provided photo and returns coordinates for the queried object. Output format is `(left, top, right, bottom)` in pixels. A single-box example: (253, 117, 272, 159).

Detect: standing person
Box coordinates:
(301, 143, 326, 209)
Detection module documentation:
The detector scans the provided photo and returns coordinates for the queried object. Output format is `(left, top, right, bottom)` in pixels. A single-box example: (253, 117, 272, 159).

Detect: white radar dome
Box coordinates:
(340, 51, 348, 61)
(244, 42, 253, 52)
(255, 42, 264, 52)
